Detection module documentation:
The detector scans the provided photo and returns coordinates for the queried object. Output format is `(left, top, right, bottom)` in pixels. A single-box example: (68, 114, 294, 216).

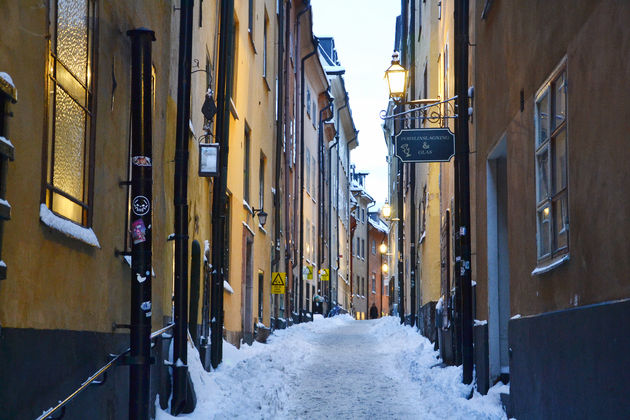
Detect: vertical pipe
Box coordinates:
(454, 0, 473, 384)
(398, 0, 408, 325)
(189, 240, 201, 346)
(299, 42, 317, 322)
(126, 27, 155, 420)
(211, 0, 235, 369)
(409, 0, 417, 328)
(272, 0, 285, 327)
(172, 0, 194, 413)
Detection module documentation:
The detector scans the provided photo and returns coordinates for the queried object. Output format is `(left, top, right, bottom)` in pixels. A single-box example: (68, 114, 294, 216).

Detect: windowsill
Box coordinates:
(229, 98, 239, 120)
(262, 76, 270, 91)
(531, 253, 570, 276)
(248, 31, 257, 54)
(39, 204, 101, 248)
(243, 200, 253, 214)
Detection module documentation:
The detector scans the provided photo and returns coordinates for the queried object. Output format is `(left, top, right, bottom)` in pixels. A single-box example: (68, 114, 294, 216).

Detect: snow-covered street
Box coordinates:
(157, 315, 508, 419)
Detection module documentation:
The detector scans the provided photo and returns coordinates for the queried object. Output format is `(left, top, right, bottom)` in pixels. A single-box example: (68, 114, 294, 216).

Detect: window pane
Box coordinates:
(536, 146, 549, 202)
(537, 205, 551, 257)
(553, 194, 569, 251)
(536, 91, 550, 146)
(52, 192, 83, 224)
(553, 128, 567, 193)
(57, 0, 89, 84)
(554, 72, 567, 129)
(53, 85, 86, 199)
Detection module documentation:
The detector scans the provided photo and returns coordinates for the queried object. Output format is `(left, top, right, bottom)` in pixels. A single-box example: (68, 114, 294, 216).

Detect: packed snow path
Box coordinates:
(157, 315, 507, 419)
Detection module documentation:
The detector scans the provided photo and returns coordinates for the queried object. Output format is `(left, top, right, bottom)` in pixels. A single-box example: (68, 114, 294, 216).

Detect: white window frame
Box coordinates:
(534, 57, 569, 265)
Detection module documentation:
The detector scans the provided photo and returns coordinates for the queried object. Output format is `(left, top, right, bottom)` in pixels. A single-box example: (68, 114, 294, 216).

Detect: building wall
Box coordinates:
(224, 0, 277, 344)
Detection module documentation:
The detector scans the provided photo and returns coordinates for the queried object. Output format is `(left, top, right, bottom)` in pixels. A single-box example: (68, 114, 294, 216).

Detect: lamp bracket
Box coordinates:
(380, 95, 459, 128)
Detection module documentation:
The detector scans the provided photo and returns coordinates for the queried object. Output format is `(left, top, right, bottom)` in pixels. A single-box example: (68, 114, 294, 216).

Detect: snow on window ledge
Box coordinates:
(531, 254, 570, 276)
(39, 204, 100, 248)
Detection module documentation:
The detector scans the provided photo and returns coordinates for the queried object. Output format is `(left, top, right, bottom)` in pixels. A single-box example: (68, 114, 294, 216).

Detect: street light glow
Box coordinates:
(381, 263, 388, 273)
(379, 242, 387, 254)
(384, 52, 407, 100)
(381, 203, 391, 219)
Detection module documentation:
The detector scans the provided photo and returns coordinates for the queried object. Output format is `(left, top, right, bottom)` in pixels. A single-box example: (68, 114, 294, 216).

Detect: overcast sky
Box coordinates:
(311, 0, 400, 210)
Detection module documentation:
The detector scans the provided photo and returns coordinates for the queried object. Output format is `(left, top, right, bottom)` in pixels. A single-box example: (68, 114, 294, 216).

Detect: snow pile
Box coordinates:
(156, 314, 507, 420)
(369, 316, 507, 419)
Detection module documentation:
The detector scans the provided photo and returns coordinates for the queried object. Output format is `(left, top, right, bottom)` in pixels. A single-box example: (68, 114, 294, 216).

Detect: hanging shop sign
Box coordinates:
(320, 268, 330, 281)
(395, 128, 455, 162)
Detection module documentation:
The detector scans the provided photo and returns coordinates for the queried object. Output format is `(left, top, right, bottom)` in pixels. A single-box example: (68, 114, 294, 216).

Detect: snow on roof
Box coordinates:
(368, 217, 389, 233)
(324, 65, 345, 74)
(39, 204, 101, 247)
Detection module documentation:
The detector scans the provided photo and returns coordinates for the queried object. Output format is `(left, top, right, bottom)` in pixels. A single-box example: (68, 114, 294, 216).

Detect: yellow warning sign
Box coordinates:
(307, 265, 313, 279)
(271, 272, 286, 294)
(320, 268, 330, 281)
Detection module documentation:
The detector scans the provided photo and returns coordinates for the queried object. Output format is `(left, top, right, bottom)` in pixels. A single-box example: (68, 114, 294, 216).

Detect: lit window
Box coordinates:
(535, 60, 568, 261)
(44, 0, 97, 226)
(244, 124, 251, 203)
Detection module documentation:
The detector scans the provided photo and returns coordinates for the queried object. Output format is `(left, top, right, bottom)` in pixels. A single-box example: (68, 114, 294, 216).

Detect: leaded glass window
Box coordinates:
(45, 0, 96, 226)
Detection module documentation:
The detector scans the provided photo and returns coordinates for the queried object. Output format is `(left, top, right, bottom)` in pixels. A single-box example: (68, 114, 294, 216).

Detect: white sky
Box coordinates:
(311, 0, 400, 210)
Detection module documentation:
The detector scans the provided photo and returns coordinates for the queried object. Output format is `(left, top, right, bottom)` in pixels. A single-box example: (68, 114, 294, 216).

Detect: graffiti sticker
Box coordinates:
(132, 195, 150, 216)
(132, 156, 152, 167)
(131, 219, 147, 244)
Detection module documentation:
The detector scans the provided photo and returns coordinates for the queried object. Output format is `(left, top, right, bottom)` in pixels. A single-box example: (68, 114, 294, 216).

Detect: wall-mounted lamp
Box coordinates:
(379, 242, 388, 254)
(252, 208, 268, 227)
(199, 142, 220, 177)
(381, 202, 391, 219)
(381, 263, 389, 273)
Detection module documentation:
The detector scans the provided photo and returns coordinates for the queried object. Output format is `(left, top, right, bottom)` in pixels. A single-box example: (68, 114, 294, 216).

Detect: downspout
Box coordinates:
(211, 0, 235, 369)
(409, 0, 417, 328)
(298, 38, 317, 322)
(295, 1, 311, 322)
(282, 0, 292, 320)
(333, 95, 349, 307)
(126, 28, 155, 420)
(172, 0, 194, 414)
(327, 133, 338, 310)
(346, 131, 358, 311)
(366, 200, 376, 311)
(272, 0, 285, 327)
(318, 97, 333, 310)
(399, 0, 409, 325)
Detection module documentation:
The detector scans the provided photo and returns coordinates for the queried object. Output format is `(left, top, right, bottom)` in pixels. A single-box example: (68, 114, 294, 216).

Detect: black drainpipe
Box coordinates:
(172, 0, 194, 414)
(271, 0, 284, 327)
(298, 37, 317, 323)
(409, 0, 417, 328)
(329, 94, 348, 309)
(318, 96, 333, 310)
(126, 27, 155, 420)
(211, 0, 235, 369)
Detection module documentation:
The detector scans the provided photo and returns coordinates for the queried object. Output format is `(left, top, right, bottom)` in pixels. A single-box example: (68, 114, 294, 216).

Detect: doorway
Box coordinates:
(242, 233, 254, 344)
(487, 136, 510, 383)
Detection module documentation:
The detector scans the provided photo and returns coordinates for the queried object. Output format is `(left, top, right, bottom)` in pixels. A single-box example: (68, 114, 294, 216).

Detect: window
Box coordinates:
(258, 270, 264, 320)
(306, 87, 311, 117)
(248, 0, 254, 36)
(312, 224, 316, 263)
(535, 60, 568, 261)
(305, 219, 310, 259)
(305, 148, 311, 195)
(230, 16, 239, 102)
(372, 240, 376, 255)
(44, 0, 97, 226)
(244, 124, 251, 204)
(362, 239, 365, 259)
(259, 153, 265, 210)
(263, 10, 268, 79)
(312, 156, 316, 198)
(224, 192, 232, 283)
(372, 273, 376, 293)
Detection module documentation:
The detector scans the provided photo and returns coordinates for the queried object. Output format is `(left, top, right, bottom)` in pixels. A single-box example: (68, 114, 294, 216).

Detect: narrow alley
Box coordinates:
(157, 316, 507, 419)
